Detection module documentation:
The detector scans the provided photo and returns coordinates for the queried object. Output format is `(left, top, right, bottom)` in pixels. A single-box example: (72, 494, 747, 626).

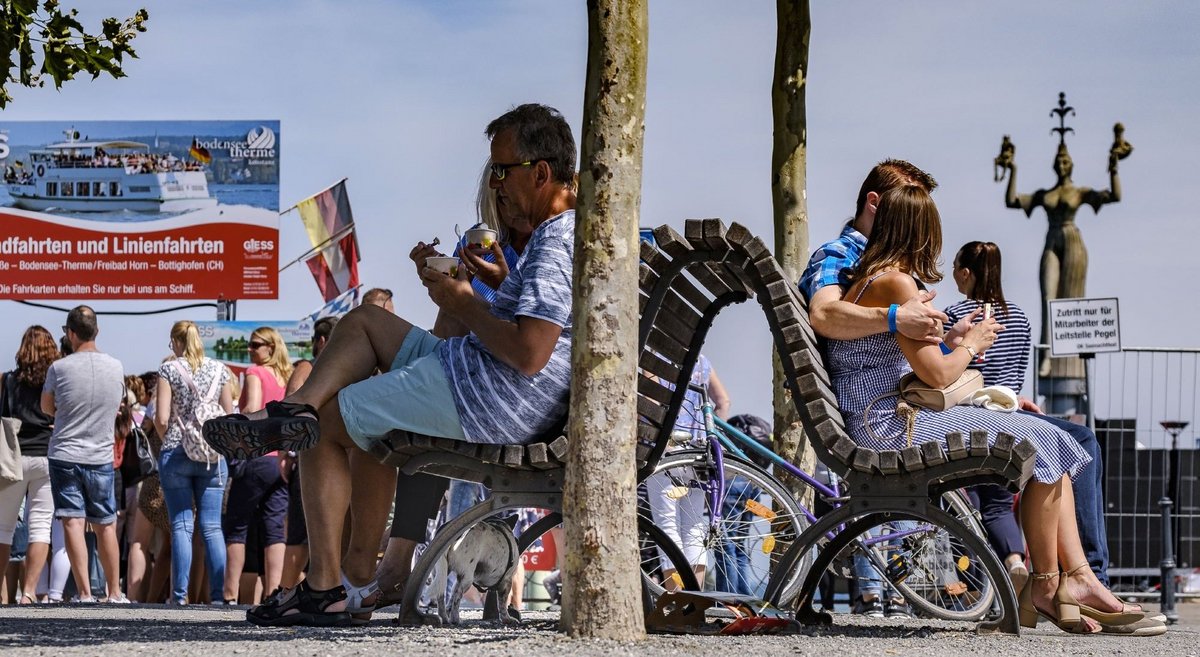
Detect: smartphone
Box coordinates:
(977, 303, 991, 363)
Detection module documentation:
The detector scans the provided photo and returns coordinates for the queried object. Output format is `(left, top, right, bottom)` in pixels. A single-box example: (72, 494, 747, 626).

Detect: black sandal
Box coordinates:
(246, 581, 351, 627)
(203, 400, 320, 460)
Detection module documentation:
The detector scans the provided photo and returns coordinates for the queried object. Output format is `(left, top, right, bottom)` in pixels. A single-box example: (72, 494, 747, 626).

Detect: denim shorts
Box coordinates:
(338, 326, 466, 450)
(47, 459, 118, 525)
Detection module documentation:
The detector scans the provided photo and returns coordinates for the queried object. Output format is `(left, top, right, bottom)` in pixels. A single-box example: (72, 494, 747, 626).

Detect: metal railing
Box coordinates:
(1032, 346, 1200, 617)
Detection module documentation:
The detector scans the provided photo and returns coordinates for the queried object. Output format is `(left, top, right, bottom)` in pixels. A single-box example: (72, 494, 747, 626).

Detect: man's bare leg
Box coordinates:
(94, 522, 122, 599)
(285, 306, 413, 412)
(297, 396, 356, 609)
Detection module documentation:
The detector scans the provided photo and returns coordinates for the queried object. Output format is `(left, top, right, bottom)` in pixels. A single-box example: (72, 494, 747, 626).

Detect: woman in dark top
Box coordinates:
(0, 325, 60, 603)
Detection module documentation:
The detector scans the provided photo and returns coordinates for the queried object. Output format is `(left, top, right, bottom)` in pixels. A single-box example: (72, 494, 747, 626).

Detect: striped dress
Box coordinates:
(827, 274, 1090, 484)
(943, 299, 1031, 393)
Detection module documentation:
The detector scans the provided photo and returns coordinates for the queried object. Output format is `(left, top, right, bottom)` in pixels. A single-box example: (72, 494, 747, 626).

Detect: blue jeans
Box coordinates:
(159, 447, 228, 603)
(1021, 411, 1109, 585)
(852, 521, 918, 599)
(47, 459, 117, 524)
(714, 477, 760, 596)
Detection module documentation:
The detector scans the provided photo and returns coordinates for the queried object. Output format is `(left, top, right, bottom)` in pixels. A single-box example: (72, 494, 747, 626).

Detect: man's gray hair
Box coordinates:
(485, 104, 576, 185)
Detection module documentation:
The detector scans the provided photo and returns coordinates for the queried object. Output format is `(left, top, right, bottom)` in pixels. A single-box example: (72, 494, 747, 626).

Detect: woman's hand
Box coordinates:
(458, 242, 509, 290)
(408, 239, 442, 281)
(960, 316, 1002, 354)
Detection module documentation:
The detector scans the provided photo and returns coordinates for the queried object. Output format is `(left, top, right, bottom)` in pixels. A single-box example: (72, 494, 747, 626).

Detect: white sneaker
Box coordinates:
(105, 595, 132, 604)
(69, 595, 97, 604)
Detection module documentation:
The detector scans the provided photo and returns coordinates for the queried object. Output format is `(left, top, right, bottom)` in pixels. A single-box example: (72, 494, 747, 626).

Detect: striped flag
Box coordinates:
(297, 180, 360, 302)
(303, 286, 360, 323)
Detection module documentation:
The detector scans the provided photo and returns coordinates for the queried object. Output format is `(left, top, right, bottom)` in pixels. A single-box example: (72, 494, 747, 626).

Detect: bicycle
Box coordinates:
(638, 382, 998, 621)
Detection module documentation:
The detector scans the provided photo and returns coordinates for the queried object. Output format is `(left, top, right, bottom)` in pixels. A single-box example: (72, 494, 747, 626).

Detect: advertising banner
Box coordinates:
(0, 120, 280, 300)
(194, 320, 314, 376)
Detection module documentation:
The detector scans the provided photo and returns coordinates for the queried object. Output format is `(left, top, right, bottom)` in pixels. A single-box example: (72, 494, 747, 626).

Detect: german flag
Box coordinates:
(189, 137, 212, 165)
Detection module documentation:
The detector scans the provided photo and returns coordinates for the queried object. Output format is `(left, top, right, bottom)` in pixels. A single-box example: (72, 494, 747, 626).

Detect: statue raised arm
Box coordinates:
(995, 122, 1131, 377)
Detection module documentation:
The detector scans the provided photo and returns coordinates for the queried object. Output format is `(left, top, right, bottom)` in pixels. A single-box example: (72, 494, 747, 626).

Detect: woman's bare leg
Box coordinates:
(1019, 478, 1062, 615)
(1057, 481, 1125, 613)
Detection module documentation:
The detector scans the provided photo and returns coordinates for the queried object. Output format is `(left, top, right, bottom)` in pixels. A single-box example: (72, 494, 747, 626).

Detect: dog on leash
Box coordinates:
(428, 517, 521, 625)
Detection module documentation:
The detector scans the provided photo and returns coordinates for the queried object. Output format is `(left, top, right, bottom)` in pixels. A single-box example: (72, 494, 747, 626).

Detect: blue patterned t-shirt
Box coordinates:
(438, 210, 575, 443)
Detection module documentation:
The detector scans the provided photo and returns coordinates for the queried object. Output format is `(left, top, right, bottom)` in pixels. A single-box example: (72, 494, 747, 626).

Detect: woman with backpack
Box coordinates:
(155, 320, 233, 605)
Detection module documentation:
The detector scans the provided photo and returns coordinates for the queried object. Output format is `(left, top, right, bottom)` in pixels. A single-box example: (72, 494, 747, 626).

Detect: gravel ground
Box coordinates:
(0, 602, 1196, 656)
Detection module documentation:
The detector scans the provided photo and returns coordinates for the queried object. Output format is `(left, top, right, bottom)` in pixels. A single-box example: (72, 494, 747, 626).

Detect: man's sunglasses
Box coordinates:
(490, 158, 555, 181)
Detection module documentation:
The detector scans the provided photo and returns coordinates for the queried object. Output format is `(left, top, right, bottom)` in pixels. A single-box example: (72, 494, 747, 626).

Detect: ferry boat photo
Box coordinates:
(3, 128, 217, 213)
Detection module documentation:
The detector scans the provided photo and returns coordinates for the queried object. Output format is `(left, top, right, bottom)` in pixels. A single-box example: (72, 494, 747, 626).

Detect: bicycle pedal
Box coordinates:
(886, 554, 910, 583)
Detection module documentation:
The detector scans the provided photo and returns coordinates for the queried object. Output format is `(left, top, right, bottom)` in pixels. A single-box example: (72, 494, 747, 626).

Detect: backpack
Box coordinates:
(170, 359, 223, 465)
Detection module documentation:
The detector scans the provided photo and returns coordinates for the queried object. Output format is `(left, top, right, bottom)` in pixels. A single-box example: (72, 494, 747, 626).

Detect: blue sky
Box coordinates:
(1, 1, 1197, 426)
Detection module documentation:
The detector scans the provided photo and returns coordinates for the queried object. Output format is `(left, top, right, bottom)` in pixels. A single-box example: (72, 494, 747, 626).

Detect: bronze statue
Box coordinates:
(995, 93, 1132, 378)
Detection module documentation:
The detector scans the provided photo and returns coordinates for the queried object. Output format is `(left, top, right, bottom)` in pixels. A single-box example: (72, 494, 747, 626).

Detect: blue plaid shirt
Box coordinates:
(798, 222, 867, 302)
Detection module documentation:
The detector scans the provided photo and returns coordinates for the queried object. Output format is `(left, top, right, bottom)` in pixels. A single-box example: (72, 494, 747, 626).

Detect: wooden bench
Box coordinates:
(378, 218, 762, 623)
(375, 218, 1030, 633)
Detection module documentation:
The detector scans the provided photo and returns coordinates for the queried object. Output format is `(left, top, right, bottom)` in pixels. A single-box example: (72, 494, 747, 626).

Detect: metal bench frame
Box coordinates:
(367, 218, 1032, 633)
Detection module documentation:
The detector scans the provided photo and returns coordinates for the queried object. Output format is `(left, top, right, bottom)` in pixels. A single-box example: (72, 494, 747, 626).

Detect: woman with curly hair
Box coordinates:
(0, 326, 60, 603)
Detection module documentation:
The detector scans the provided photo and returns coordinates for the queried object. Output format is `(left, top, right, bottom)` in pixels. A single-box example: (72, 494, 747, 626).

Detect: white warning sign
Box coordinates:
(1049, 297, 1121, 357)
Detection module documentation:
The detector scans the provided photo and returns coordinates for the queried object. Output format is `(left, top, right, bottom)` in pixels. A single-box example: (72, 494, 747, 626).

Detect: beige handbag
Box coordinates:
(898, 369, 984, 412)
(864, 369, 984, 447)
(0, 373, 22, 483)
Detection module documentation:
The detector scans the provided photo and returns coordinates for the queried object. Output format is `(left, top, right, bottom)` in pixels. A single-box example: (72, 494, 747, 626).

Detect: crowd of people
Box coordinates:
(0, 102, 1169, 639)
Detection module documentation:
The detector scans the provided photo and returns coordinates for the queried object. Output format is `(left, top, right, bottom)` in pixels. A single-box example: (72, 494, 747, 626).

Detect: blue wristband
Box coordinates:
(939, 342, 953, 355)
(887, 304, 899, 333)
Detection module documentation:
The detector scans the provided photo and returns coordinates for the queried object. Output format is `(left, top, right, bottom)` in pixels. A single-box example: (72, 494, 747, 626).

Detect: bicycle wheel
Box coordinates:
(514, 509, 700, 615)
(866, 490, 997, 621)
(642, 451, 812, 606)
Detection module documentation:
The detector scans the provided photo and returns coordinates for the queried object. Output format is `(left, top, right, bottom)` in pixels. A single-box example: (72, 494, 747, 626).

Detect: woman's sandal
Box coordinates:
(246, 581, 351, 627)
(1017, 571, 1098, 634)
(1062, 563, 1168, 633)
(202, 400, 320, 460)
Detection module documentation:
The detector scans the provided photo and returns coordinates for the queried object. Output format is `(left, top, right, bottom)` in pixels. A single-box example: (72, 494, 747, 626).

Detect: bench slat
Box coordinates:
(548, 435, 569, 461)
(852, 448, 880, 474)
(970, 430, 990, 457)
(646, 327, 689, 364)
(636, 395, 667, 427)
(920, 441, 948, 467)
(503, 444, 525, 468)
(700, 218, 732, 251)
(638, 350, 683, 383)
(478, 444, 503, 464)
(878, 450, 901, 474)
(900, 446, 925, 472)
(945, 432, 968, 460)
(638, 375, 675, 406)
(653, 224, 692, 259)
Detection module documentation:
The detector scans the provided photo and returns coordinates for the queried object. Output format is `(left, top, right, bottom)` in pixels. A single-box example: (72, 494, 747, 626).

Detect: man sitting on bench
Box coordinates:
(203, 103, 578, 627)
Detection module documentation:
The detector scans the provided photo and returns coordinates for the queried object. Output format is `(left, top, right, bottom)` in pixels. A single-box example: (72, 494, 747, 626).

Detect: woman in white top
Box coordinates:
(154, 320, 233, 605)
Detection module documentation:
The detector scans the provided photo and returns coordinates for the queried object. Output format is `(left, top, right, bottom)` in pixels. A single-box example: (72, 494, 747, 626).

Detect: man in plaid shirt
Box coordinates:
(799, 159, 947, 343)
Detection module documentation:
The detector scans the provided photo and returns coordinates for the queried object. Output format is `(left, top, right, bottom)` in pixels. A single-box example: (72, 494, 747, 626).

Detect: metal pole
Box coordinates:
(1159, 494, 1178, 624)
(1082, 354, 1095, 435)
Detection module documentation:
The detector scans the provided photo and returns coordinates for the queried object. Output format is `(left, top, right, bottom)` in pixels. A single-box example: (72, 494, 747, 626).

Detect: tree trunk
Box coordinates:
(771, 0, 815, 501)
(562, 0, 648, 640)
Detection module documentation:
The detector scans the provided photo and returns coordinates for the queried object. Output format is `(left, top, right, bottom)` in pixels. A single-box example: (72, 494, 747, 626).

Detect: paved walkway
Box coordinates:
(0, 602, 1195, 656)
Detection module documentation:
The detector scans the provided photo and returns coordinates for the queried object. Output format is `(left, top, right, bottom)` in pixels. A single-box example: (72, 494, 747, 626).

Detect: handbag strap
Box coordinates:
(861, 389, 918, 448)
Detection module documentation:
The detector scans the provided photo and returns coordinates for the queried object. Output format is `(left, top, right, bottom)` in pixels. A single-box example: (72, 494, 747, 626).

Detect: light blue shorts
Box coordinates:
(338, 326, 466, 452)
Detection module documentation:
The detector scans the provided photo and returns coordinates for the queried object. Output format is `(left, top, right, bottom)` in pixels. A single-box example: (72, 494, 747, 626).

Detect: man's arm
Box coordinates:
(40, 391, 55, 417)
(808, 284, 947, 343)
(423, 269, 561, 377)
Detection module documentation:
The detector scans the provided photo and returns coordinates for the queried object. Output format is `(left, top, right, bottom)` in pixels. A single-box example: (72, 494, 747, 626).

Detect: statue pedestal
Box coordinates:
(1037, 375, 1088, 417)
